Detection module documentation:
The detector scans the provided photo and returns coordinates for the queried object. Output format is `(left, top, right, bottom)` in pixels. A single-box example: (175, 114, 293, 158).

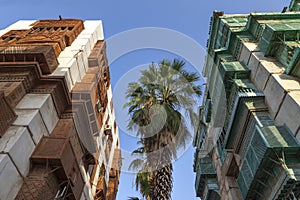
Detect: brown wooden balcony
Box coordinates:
(0, 91, 17, 137)
(31, 137, 84, 200)
(0, 19, 84, 74)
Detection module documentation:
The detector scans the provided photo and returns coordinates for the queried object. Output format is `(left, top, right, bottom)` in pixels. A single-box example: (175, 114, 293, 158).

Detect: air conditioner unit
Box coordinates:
(104, 125, 112, 135)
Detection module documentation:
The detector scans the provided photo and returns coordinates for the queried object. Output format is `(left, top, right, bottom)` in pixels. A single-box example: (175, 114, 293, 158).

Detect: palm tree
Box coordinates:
(129, 145, 152, 200)
(125, 59, 201, 200)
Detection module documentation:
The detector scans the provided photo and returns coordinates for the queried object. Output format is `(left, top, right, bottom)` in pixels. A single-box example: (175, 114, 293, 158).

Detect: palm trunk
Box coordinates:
(152, 164, 173, 200)
(148, 130, 173, 200)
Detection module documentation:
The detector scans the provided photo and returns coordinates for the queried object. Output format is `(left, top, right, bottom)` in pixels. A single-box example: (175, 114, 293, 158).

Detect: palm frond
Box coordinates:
(128, 159, 145, 171)
(131, 147, 145, 155)
(127, 197, 140, 200)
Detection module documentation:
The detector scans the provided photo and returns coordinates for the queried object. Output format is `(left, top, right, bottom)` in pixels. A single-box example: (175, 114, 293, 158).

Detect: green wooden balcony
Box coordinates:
(195, 156, 220, 199)
(225, 79, 264, 131)
(237, 125, 300, 199)
(290, 0, 300, 11)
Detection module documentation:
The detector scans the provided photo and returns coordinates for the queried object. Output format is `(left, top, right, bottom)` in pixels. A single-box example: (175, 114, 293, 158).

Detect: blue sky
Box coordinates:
(0, 0, 290, 199)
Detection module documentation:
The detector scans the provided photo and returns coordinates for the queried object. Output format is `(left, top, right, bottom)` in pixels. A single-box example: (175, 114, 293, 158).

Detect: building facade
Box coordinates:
(0, 19, 121, 200)
(194, 2, 300, 200)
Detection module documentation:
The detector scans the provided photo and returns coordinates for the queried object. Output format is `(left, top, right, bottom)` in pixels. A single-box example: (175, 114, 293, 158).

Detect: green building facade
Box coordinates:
(194, 2, 300, 200)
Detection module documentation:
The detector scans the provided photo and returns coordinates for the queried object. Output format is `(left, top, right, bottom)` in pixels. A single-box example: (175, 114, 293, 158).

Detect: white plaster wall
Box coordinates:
(51, 67, 73, 90)
(80, 20, 104, 41)
(0, 29, 9, 37)
(70, 38, 93, 60)
(247, 50, 300, 137)
(15, 94, 59, 133)
(75, 51, 88, 78)
(0, 126, 35, 177)
(248, 52, 276, 81)
(0, 154, 23, 200)
(107, 85, 113, 103)
(5, 20, 36, 30)
(13, 109, 49, 144)
(248, 52, 261, 79)
(58, 57, 81, 85)
(276, 91, 300, 135)
(253, 62, 271, 91)
(264, 73, 300, 117)
(259, 60, 285, 75)
(252, 58, 289, 92)
(263, 75, 288, 119)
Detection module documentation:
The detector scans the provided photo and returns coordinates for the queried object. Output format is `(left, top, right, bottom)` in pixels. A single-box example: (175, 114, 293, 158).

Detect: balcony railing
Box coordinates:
(31, 137, 85, 200)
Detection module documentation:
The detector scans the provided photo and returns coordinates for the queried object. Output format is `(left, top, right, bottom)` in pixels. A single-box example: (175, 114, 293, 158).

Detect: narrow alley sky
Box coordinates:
(0, 0, 290, 199)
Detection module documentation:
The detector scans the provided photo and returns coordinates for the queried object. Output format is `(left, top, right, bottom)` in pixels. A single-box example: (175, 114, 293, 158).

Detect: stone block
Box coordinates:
(271, 74, 300, 90)
(0, 126, 35, 176)
(253, 62, 271, 91)
(263, 75, 287, 118)
(263, 74, 300, 119)
(82, 50, 89, 71)
(259, 60, 285, 75)
(74, 51, 87, 78)
(0, 29, 9, 37)
(15, 94, 59, 133)
(50, 67, 73, 91)
(248, 52, 276, 81)
(58, 57, 81, 85)
(248, 52, 260, 79)
(57, 46, 79, 58)
(82, 20, 104, 41)
(239, 42, 258, 65)
(70, 38, 93, 60)
(0, 154, 23, 200)
(276, 91, 300, 135)
(13, 109, 49, 144)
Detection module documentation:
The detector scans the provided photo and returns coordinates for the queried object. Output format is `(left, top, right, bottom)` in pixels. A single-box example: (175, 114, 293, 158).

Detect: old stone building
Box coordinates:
(0, 19, 121, 200)
(194, 1, 300, 199)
